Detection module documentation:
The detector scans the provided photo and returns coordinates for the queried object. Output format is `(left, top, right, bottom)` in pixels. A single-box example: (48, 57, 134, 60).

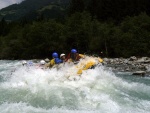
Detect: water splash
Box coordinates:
(0, 60, 150, 113)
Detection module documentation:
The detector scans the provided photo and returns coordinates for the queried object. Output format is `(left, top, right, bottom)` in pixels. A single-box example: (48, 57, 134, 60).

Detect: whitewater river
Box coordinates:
(0, 60, 150, 113)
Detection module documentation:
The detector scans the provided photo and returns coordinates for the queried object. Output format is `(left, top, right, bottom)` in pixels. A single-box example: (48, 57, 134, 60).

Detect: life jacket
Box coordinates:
(50, 58, 62, 67)
(50, 59, 55, 66)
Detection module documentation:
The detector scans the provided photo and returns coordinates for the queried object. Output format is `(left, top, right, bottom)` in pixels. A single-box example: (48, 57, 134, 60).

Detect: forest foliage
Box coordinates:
(0, 0, 150, 59)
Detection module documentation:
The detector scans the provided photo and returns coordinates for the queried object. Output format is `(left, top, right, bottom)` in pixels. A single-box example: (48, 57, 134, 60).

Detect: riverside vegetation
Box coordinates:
(0, 0, 150, 59)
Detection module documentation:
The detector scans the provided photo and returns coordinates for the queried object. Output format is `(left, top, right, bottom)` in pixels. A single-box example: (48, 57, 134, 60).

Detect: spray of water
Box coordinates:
(0, 59, 150, 113)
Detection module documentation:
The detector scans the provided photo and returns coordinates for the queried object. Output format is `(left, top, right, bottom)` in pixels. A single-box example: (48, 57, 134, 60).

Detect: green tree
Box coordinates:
(69, 0, 85, 14)
(65, 12, 92, 52)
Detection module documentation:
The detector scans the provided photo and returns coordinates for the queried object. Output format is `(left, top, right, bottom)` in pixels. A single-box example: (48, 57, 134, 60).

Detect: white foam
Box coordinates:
(0, 59, 150, 113)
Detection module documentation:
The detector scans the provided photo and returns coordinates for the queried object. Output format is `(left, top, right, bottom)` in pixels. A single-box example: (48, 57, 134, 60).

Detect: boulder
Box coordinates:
(136, 57, 149, 63)
(45, 58, 50, 62)
(129, 56, 137, 61)
(132, 71, 146, 76)
(127, 61, 133, 65)
(103, 58, 109, 62)
(146, 65, 150, 72)
(32, 59, 39, 63)
(144, 60, 150, 63)
(124, 59, 128, 64)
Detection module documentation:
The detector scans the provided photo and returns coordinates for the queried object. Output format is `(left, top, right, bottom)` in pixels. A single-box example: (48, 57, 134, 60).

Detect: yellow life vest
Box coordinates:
(50, 59, 55, 67)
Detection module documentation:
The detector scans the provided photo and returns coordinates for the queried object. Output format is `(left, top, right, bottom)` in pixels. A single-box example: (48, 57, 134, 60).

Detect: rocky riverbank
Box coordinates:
(34, 56, 150, 76)
(103, 56, 150, 76)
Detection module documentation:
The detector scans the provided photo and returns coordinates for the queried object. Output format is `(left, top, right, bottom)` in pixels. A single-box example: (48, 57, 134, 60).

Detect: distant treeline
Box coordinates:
(0, 0, 150, 59)
(69, 0, 150, 22)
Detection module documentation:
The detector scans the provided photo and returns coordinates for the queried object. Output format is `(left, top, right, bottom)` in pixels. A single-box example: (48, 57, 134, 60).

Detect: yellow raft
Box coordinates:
(46, 56, 103, 77)
(75, 57, 103, 75)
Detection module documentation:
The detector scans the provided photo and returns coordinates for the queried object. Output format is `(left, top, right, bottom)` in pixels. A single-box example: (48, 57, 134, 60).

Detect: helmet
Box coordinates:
(71, 49, 77, 53)
(28, 61, 33, 66)
(60, 53, 65, 58)
(52, 52, 58, 58)
(22, 60, 27, 65)
(40, 60, 45, 65)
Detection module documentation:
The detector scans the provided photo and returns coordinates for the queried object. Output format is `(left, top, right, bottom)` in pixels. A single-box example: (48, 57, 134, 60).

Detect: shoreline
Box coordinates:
(103, 56, 150, 76)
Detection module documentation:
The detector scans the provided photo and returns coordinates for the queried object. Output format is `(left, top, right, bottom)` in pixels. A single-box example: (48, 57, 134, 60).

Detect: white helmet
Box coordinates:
(60, 53, 65, 58)
(22, 60, 27, 65)
(40, 60, 45, 65)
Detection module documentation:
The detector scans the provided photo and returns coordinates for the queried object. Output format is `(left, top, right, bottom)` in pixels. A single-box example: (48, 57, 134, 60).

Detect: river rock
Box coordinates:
(136, 57, 149, 63)
(103, 58, 109, 62)
(32, 59, 39, 63)
(144, 60, 150, 63)
(129, 56, 137, 61)
(124, 59, 129, 64)
(45, 58, 50, 62)
(132, 71, 146, 76)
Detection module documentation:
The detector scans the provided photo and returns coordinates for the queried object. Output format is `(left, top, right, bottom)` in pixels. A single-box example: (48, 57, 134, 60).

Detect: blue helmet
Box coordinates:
(28, 61, 33, 66)
(71, 49, 77, 53)
(52, 52, 58, 58)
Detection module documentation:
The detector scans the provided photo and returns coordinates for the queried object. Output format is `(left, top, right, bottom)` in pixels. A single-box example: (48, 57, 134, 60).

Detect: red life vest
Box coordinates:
(66, 53, 83, 61)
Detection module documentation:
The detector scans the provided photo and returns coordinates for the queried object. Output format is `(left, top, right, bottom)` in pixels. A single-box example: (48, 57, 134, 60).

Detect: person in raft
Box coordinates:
(49, 52, 62, 67)
(60, 53, 66, 63)
(39, 60, 46, 69)
(66, 49, 84, 64)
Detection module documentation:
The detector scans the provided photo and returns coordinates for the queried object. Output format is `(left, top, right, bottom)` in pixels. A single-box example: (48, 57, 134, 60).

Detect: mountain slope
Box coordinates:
(0, 0, 70, 21)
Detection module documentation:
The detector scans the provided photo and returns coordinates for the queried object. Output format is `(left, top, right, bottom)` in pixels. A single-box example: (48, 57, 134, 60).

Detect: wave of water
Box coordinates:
(0, 60, 150, 113)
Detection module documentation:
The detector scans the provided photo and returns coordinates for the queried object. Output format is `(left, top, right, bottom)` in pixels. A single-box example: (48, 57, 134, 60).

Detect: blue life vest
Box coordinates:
(54, 58, 62, 64)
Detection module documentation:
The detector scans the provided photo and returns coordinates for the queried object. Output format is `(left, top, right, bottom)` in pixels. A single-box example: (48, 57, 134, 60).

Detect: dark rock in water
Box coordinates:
(132, 71, 146, 76)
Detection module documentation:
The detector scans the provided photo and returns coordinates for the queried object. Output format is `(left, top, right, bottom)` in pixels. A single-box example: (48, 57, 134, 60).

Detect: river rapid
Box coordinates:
(0, 60, 150, 113)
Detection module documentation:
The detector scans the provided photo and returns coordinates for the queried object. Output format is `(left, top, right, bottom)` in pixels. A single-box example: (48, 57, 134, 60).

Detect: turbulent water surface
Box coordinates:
(0, 60, 150, 113)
